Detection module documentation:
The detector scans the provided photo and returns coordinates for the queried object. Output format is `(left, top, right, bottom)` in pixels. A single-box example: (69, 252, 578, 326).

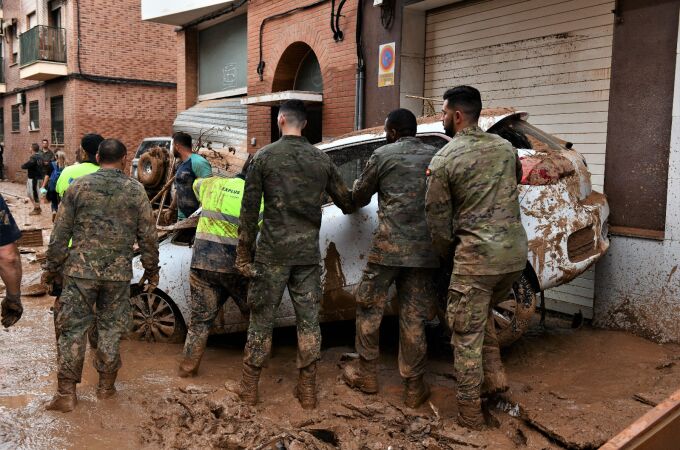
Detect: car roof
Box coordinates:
(317, 108, 528, 150)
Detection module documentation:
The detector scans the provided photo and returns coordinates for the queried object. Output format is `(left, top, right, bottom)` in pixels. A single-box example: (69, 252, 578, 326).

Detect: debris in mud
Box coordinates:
(21, 283, 47, 297)
(495, 398, 521, 418)
(140, 388, 485, 449)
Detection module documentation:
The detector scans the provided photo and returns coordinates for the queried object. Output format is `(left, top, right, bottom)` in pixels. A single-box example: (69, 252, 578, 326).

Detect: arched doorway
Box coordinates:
(271, 42, 323, 144)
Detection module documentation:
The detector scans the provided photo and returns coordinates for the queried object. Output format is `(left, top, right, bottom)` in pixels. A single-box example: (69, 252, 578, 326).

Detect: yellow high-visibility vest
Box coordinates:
(193, 176, 262, 245)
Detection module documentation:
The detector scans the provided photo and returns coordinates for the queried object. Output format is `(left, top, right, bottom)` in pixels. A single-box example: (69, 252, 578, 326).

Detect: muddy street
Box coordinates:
(1, 180, 680, 449)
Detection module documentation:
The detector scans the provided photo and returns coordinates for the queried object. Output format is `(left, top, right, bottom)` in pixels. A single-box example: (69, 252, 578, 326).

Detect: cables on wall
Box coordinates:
(258, 0, 347, 81)
(379, 0, 395, 30)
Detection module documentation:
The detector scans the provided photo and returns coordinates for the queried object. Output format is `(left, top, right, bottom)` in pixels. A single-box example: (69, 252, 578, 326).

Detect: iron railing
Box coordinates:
(20, 25, 66, 67)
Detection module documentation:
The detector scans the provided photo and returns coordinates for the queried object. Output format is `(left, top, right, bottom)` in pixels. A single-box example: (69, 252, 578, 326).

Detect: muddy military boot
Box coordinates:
(46, 379, 78, 412)
(294, 362, 317, 410)
(178, 344, 205, 378)
(342, 357, 378, 394)
(96, 372, 117, 399)
(178, 355, 202, 378)
(457, 398, 485, 430)
(403, 375, 431, 408)
(238, 363, 261, 406)
(481, 346, 508, 397)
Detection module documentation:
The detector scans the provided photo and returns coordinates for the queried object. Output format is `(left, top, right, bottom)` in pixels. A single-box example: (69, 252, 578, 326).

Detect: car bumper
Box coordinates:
(522, 186, 609, 291)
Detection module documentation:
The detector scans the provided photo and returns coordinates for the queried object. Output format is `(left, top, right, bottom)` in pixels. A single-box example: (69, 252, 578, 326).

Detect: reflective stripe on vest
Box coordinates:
(201, 210, 240, 225)
(195, 232, 238, 246)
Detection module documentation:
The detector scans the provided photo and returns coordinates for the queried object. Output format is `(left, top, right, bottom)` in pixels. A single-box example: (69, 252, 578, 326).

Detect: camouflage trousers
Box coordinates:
(243, 262, 321, 369)
(355, 263, 438, 379)
(182, 268, 249, 360)
(447, 271, 522, 401)
(54, 276, 131, 383)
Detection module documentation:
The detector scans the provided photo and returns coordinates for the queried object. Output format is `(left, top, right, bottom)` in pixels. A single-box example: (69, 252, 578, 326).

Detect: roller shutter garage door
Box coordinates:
(424, 0, 614, 318)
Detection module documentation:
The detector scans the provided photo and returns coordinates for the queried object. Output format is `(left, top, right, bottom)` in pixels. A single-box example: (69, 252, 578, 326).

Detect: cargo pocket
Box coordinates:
(446, 283, 472, 335)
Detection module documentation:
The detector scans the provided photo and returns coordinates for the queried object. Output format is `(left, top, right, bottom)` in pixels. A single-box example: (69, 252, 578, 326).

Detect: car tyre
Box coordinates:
(129, 285, 187, 344)
(137, 151, 165, 188)
(494, 271, 537, 348)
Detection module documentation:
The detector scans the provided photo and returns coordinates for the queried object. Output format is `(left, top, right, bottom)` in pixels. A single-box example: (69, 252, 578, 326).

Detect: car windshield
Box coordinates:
(488, 118, 563, 151)
(135, 140, 170, 159)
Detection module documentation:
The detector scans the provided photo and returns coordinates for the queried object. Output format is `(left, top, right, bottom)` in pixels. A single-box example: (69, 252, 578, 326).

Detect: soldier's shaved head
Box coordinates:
(443, 86, 482, 121)
(279, 100, 307, 126)
(385, 108, 417, 140)
(97, 139, 127, 164)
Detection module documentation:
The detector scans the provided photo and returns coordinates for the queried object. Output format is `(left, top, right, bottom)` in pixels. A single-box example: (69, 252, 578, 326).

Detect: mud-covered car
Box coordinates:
(129, 109, 609, 347)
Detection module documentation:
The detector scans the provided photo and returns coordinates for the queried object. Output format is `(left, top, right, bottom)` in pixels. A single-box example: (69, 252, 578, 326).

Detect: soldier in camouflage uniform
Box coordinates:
(342, 108, 439, 408)
(42, 139, 159, 413)
(235, 100, 354, 409)
(425, 86, 528, 429)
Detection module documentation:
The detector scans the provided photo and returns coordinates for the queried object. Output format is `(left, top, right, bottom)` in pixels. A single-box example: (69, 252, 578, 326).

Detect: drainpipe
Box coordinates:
(354, 0, 365, 130)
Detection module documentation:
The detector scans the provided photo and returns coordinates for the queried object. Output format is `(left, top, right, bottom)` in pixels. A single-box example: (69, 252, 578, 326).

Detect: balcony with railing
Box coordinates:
(19, 26, 67, 81)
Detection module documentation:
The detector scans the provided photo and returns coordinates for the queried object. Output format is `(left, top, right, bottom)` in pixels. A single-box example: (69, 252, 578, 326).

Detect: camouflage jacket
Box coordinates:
(352, 136, 439, 268)
(238, 135, 354, 266)
(44, 168, 159, 281)
(425, 125, 528, 275)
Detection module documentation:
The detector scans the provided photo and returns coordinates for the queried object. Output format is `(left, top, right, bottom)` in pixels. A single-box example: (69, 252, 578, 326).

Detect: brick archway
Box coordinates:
(270, 42, 323, 144)
(271, 41, 321, 93)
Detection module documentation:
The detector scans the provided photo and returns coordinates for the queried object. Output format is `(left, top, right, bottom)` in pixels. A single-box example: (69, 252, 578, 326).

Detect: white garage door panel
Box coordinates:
(424, 0, 614, 316)
(427, 0, 609, 44)
(425, 25, 613, 73)
(427, 56, 612, 92)
(426, 5, 613, 57)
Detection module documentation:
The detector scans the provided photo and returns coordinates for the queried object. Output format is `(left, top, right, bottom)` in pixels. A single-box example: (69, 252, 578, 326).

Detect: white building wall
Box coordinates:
(594, 9, 680, 342)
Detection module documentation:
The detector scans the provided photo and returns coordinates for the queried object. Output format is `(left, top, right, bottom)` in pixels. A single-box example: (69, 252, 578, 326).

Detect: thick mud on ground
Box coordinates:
(2, 180, 680, 449)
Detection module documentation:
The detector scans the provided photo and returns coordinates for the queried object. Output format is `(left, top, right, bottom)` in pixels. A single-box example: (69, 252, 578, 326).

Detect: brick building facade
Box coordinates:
(2, 0, 177, 181)
(245, 0, 359, 150)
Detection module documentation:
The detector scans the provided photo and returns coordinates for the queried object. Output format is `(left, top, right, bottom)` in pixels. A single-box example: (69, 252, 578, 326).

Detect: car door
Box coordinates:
(317, 133, 450, 320)
(318, 139, 383, 319)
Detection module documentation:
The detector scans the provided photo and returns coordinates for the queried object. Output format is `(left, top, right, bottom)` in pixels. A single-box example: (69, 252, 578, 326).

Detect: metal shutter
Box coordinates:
(425, 0, 615, 317)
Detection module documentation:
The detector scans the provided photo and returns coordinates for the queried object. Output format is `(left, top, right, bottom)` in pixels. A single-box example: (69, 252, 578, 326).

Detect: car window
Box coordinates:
(328, 140, 386, 187)
(135, 140, 171, 159)
(327, 135, 449, 188)
(419, 134, 449, 150)
(488, 118, 563, 151)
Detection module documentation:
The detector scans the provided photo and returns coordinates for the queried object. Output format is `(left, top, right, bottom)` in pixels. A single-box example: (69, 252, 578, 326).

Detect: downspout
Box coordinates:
(354, 0, 365, 130)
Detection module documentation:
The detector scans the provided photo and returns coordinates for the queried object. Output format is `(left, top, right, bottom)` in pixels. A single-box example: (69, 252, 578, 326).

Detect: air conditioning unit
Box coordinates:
(16, 92, 24, 105)
(0, 20, 5, 37)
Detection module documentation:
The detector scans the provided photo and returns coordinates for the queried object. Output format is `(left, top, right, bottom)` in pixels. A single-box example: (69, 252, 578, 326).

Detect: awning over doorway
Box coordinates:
(173, 98, 247, 150)
(241, 90, 323, 107)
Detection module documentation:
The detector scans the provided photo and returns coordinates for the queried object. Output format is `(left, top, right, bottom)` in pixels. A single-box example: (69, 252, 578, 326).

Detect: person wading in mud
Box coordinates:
(235, 100, 354, 409)
(21, 143, 44, 215)
(342, 108, 439, 408)
(425, 86, 528, 429)
(178, 156, 262, 377)
(42, 139, 159, 413)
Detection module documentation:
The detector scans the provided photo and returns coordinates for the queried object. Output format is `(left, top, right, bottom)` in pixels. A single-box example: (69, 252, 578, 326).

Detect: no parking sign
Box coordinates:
(378, 42, 396, 87)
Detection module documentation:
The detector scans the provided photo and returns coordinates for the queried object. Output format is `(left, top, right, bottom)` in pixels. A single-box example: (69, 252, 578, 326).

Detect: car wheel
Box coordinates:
(494, 272, 537, 348)
(129, 286, 187, 344)
(137, 151, 165, 188)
